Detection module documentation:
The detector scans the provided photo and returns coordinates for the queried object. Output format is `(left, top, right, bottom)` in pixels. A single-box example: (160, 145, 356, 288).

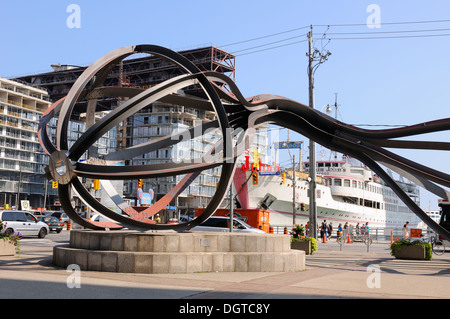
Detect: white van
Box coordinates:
(0, 210, 49, 238)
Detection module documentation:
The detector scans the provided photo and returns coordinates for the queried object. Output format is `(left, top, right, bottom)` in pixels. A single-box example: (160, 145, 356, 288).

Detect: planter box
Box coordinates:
(0, 239, 16, 257)
(291, 240, 312, 255)
(393, 245, 426, 260)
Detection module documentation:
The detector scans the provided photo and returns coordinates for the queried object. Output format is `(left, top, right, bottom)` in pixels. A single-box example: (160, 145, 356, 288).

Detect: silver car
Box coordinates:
(0, 210, 49, 238)
(189, 216, 265, 233)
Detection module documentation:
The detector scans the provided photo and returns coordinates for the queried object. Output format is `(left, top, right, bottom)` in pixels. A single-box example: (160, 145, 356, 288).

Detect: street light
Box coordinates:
(321, 102, 339, 160)
(320, 104, 332, 114)
(283, 142, 297, 227)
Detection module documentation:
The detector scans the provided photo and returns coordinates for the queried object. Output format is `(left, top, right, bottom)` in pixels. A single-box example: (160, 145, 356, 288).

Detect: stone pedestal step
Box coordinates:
(69, 230, 292, 253)
(53, 246, 305, 274)
(54, 230, 305, 274)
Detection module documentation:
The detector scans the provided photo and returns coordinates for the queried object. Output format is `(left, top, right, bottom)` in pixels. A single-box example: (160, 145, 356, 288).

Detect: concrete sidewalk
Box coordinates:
(0, 240, 449, 299)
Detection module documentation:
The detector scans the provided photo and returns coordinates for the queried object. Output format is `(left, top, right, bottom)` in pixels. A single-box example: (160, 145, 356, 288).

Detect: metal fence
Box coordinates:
(271, 225, 433, 243)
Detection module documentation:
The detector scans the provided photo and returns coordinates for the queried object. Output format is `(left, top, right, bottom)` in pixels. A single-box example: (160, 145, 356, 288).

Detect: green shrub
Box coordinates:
(291, 224, 304, 238)
(291, 236, 317, 252)
(390, 240, 432, 260)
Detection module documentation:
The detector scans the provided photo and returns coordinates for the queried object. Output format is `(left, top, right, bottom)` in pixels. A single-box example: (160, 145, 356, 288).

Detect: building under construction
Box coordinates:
(18, 47, 235, 113)
(16, 47, 245, 216)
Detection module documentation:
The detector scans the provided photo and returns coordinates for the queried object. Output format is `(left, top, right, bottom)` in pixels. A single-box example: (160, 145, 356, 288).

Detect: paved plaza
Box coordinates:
(1, 236, 449, 301)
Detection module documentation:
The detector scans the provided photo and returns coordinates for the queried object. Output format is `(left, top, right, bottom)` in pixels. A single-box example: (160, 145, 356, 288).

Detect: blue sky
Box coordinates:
(1, 0, 449, 209)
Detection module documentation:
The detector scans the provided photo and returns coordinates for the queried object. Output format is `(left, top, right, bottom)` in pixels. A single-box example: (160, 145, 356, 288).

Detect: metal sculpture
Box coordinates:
(39, 45, 450, 241)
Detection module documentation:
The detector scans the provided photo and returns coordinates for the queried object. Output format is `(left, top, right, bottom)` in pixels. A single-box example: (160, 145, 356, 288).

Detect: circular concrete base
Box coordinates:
(53, 230, 305, 274)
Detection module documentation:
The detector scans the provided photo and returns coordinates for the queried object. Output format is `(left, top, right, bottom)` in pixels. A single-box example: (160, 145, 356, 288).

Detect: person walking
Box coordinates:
(337, 223, 343, 241)
(343, 222, 349, 241)
(321, 220, 328, 242)
(402, 221, 410, 240)
(328, 222, 333, 240)
(363, 222, 370, 241)
(348, 224, 354, 242)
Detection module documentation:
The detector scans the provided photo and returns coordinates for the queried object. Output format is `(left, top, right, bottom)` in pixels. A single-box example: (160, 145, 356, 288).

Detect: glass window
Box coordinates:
(25, 213, 37, 222)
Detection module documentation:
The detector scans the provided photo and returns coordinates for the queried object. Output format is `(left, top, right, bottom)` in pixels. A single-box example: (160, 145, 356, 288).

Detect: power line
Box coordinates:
(234, 39, 308, 57)
(220, 25, 309, 47)
(325, 27, 450, 35)
(313, 19, 450, 27)
(322, 33, 450, 40)
(231, 33, 308, 54)
(223, 19, 450, 57)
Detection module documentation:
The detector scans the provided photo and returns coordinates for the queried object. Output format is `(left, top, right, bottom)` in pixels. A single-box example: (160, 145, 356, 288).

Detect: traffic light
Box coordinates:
(301, 203, 306, 211)
(252, 172, 259, 185)
(253, 148, 259, 170)
(282, 172, 286, 185)
(93, 179, 100, 190)
(137, 179, 143, 189)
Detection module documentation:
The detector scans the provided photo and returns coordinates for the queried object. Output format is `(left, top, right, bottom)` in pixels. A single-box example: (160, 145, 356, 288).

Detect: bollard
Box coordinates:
(338, 236, 344, 251)
(67, 221, 71, 230)
(365, 236, 372, 252)
(390, 229, 393, 245)
(284, 227, 288, 235)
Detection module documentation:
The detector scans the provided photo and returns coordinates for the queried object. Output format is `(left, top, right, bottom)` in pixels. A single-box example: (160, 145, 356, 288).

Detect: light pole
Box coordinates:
(283, 142, 297, 227)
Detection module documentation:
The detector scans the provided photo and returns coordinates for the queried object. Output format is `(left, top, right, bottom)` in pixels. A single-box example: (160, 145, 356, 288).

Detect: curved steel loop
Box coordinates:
(204, 71, 450, 240)
(41, 44, 450, 239)
(45, 45, 235, 231)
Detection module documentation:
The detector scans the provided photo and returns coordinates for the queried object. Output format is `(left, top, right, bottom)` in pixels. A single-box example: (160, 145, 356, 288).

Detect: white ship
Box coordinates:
(417, 210, 441, 230)
(234, 155, 422, 229)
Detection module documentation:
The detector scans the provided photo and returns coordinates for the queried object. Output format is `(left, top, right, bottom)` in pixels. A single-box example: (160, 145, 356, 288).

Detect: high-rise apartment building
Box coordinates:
(0, 78, 55, 209)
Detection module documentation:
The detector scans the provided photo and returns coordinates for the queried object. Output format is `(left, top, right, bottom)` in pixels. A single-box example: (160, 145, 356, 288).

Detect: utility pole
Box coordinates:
(292, 154, 297, 227)
(307, 26, 318, 239)
(306, 25, 331, 238)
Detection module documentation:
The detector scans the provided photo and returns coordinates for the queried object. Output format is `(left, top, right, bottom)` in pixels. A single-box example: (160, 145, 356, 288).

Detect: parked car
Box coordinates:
(38, 216, 63, 233)
(0, 210, 49, 238)
(189, 216, 265, 233)
(31, 211, 47, 218)
(49, 211, 70, 228)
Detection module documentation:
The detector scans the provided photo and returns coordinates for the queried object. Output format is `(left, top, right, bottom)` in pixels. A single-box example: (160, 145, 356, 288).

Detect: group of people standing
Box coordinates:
(304, 220, 371, 241)
(301, 220, 412, 242)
